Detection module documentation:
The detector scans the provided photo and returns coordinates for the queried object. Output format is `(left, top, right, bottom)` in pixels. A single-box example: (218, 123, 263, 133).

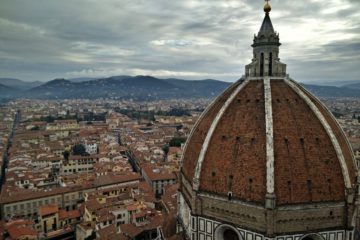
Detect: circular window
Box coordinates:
(301, 234, 325, 240)
(223, 229, 239, 240)
(214, 224, 242, 240)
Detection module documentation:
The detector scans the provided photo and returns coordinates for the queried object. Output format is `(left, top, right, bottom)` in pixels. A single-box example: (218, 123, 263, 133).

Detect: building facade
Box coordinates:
(178, 2, 360, 240)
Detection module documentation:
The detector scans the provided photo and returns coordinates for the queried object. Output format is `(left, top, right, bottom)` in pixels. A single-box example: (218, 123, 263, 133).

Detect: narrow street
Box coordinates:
(0, 110, 20, 191)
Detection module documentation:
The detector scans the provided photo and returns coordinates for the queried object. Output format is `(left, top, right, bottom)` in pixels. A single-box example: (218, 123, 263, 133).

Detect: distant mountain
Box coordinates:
(0, 83, 18, 99)
(302, 83, 360, 98)
(24, 76, 231, 100)
(1, 75, 360, 100)
(0, 78, 42, 90)
(305, 80, 360, 87)
(67, 76, 132, 83)
(67, 77, 97, 83)
(26, 79, 78, 99)
(163, 78, 232, 98)
(342, 82, 360, 89)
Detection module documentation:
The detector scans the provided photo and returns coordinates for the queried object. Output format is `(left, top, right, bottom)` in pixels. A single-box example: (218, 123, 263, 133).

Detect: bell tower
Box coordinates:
(245, 0, 286, 77)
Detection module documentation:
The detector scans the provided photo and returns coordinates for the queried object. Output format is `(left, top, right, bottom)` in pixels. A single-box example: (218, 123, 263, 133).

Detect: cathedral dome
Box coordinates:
(178, 2, 359, 238)
(181, 78, 356, 205)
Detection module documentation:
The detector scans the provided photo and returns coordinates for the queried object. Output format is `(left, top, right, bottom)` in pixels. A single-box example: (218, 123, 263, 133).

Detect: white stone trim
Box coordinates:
(192, 79, 250, 190)
(264, 77, 275, 194)
(187, 214, 350, 240)
(178, 192, 192, 236)
(277, 202, 345, 211)
(285, 79, 351, 188)
(198, 192, 264, 209)
(288, 78, 358, 173)
(180, 79, 243, 169)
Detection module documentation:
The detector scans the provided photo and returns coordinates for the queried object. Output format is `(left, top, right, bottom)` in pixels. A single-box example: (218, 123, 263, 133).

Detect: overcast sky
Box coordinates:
(0, 0, 359, 83)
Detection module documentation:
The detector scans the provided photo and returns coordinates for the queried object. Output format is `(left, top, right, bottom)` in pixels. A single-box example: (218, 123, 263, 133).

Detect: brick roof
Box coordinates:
(142, 165, 176, 182)
(38, 204, 58, 216)
(7, 225, 37, 240)
(58, 209, 81, 220)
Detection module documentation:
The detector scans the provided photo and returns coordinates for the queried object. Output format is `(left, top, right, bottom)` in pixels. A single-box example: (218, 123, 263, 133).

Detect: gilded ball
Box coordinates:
(264, 2, 271, 13)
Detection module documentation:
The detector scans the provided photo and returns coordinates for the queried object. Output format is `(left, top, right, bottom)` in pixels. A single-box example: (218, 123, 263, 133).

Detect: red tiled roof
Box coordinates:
(7, 225, 37, 240)
(59, 209, 81, 220)
(38, 204, 58, 216)
(142, 165, 176, 182)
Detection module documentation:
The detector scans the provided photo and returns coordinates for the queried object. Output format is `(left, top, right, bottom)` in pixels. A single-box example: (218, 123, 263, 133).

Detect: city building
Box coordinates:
(142, 165, 177, 197)
(178, 2, 359, 240)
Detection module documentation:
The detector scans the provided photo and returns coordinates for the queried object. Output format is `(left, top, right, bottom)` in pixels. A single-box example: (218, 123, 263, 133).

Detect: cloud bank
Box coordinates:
(0, 0, 359, 83)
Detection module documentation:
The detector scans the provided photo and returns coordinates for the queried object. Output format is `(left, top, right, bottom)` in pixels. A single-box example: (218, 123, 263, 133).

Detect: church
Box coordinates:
(178, 1, 359, 240)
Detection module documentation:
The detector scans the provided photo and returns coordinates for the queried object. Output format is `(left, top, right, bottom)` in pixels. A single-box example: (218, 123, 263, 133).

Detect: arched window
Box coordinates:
(260, 52, 264, 77)
(228, 191, 233, 201)
(269, 52, 273, 76)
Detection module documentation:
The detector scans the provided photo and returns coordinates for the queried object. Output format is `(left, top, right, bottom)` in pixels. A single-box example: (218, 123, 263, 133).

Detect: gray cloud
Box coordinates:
(0, 0, 359, 83)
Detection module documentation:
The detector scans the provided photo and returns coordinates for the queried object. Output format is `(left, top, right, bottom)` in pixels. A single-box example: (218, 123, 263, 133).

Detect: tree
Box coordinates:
(162, 145, 169, 155)
(30, 126, 40, 131)
(42, 115, 55, 123)
(169, 137, 186, 147)
(63, 150, 70, 161)
(332, 111, 343, 118)
(72, 144, 86, 155)
(176, 125, 183, 131)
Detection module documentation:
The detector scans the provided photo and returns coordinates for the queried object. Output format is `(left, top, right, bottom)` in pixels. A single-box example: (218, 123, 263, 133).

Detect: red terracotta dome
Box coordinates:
(181, 78, 356, 206)
(178, 3, 359, 237)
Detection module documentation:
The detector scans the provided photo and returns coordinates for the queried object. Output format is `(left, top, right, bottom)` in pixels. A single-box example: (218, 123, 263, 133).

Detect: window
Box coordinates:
(269, 52, 273, 76)
(260, 52, 264, 76)
(301, 234, 325, 240)
(215, 225, 241, 240)
(224, 229, 239, 240)
(228, 192, 233, 201)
